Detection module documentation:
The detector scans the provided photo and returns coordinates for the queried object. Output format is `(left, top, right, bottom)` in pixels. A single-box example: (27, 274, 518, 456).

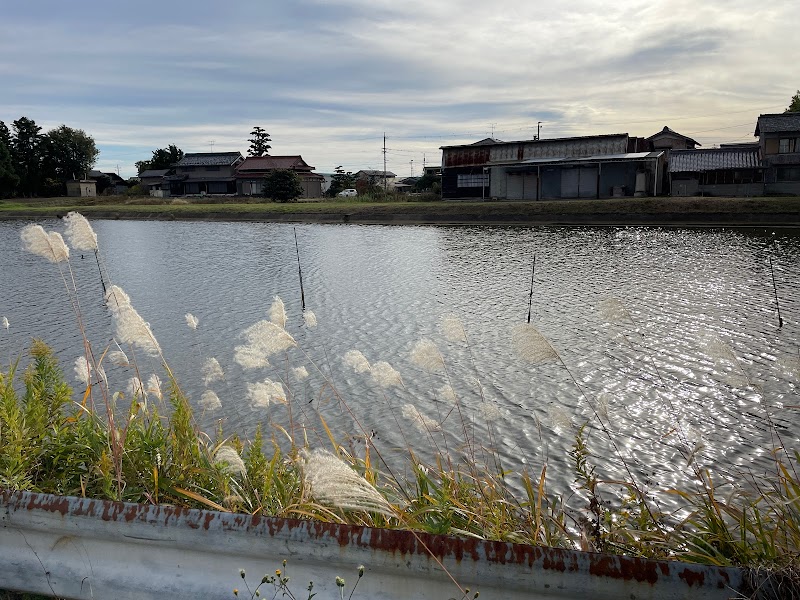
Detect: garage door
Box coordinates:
(578, 167, 598, 198)
(561, 169, 579, 198)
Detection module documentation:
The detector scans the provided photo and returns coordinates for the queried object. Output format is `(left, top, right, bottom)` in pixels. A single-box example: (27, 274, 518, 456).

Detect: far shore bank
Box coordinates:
(2, 195, 800, 227)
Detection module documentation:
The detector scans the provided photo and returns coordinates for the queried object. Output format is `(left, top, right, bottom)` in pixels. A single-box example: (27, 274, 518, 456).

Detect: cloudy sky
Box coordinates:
(2, 0, 798, 178)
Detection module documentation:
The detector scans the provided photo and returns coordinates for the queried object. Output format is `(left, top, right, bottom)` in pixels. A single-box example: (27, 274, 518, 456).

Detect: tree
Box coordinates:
(11, 117, 43, 197)
(0, 136, 19, 198)
(248, 126, 272, 157)
(41, 125, 99, 182)
(136, 144, 183, 174)
(327, 165, 356, 197)
(787, 90, 800, 113)
(263, 169, 303, 202)
(0, 121, 11, 150)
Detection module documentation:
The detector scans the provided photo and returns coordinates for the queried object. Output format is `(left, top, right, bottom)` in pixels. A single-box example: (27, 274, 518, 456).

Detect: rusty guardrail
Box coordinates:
(0, 490, 745, 599)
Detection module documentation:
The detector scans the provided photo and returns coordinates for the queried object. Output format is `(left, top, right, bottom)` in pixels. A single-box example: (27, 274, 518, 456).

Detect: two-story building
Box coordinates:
(166, 152, 244, 196)
(235, 155, 324, 198)
(440, 134, 664, 200)
(755, 113, 800, 195)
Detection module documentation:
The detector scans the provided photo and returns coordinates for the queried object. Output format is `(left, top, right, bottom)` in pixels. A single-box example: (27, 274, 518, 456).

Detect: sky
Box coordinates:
(2, 0, 799, 179)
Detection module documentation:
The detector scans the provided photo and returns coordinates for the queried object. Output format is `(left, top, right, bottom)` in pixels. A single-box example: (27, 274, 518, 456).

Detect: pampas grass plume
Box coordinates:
(63, 212, 98, 251)
(107, 350, 129, 367)
(185, 313, 199, 330)
(246, 378, 286, 408)
(127, 377, 145, 398)
(301, 449, 393, 517)
(344, 350, 371, 373)
(74, 356, 92, 386)
(370, 361, 403, 388)
(200, 389, 222, 411)
(233, 345, 270, 370)
(303, 310, 317, 328)
(214, 446, 247, 477)
(241, 320, 296, 356)
(2, 317, 8, 331)
(202, 357, 224, 386)
(104, 287, 161, 357)
(410, 339, 445, 373)
(437, 384, 457, 403)
(147, 374, 163, 401)
(21, 225, 69, 263)
(269, 296, 287, 329)
(512, 324, 558, 364)
(401, 403, 442, 432)
(292, 366, 309, 380)
(441, 313, 467, 343)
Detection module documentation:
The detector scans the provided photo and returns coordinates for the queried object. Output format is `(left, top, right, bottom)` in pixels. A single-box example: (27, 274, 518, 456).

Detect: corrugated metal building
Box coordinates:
(440, 134, 664, 200)
(669, 146, 763, 197)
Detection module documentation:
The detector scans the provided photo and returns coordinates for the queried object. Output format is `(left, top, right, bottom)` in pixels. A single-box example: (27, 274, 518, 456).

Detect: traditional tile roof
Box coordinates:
(357, 169, 396, 178)
(176, 152, 243, 167)
(236, 156, 314, 172)
(139, 169, 171, 178)
(669, 148, 761, 173)
(646, 126, 700, 147)
(755, 113, 800, 136)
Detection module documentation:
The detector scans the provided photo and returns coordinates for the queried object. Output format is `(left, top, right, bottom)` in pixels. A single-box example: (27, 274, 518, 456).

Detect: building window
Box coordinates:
(776, 167, 800, 181)
(779, 138, 796, 153)
(457, 173, 489, 188)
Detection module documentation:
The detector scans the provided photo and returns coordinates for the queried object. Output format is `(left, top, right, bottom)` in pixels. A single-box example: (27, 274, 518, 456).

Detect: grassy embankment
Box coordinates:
(2, 212, 799, 598)
(2, 194, 800, 225)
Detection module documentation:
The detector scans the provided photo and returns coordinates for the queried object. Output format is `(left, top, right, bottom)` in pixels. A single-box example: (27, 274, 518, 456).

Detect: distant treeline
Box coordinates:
(0, 117, 105, 198)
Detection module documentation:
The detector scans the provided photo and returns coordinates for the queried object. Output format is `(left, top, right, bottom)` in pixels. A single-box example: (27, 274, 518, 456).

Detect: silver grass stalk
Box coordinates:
(241, 320, 296, 356)
(548, 406, 574, 431)
(2, 316, 8, 331)
(702, 332, 738, 363)
(480, 402, 504, 422)
(440, 313, 467, 343)
(214, 446, 247, 477)
(292, 366, 309, 380)
(303, 310, 318, 328)
(107, 350, 129, 367)
(105, 285, 131, 312)
(598, 298, 634, 325)
(146, 374, 163, 401)
(410, 339, 445, 373)
(437, 383, 457, 403)
(200, 389, 222, 411)
(246, 378, 286, 408)
(127, 376, 146, 399)
(74, 356, 92, 386)
(185, 313, 199, 330)
(20, 225, 69, 263)
(233, 345, 270, 370)
(779, 355, 800, 380)
(111, 303, 162, 357)
(344, 350, 371, 373)
(371, 361, 403, 388)
(301, 449, 394, 517)
(269, 296, 287, 329)
(63, 211, 98, 251)
(512, 324, 558, 364)
(401, 403, 442, 432)
(202, 357, 225, 386)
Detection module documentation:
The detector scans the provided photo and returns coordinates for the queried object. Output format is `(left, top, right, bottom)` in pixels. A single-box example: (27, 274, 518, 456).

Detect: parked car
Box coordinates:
(337, 188, 358, 197)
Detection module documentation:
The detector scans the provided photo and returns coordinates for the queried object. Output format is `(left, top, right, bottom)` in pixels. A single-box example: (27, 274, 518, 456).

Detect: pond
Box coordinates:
(1, 218, 799, 509)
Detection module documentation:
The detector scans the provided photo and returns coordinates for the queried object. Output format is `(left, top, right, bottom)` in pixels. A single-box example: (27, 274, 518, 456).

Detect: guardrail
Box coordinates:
(0, 490, 745, 599)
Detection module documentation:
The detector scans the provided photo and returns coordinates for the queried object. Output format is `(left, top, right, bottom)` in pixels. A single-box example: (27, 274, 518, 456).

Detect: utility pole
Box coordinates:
(490, 123, 497, 137)
(537, 122, 542, 140)
(383, 133, 387, 193)
(410, 159, 414, 177)
(209, 140, 215, 151)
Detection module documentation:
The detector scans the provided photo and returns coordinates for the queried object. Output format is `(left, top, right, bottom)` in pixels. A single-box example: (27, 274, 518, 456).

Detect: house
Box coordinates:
(355, 170, 396, 188)
(235, 155, 324, 198)
(669, 145, 763, 197)
(439, 134, 664, 200)
(139, 169, 175, 197)
(66, 179, 96, 197)
(755, 113, 800, 195)
(89, 170, 128, 195)
(166, 152, 244, 196)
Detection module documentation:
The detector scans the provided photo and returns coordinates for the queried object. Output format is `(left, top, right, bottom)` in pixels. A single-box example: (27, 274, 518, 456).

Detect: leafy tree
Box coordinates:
(262, 169, 303, 202)
(41, 125, 99, 182)
(413, 172, 440, 193)
(787, 90, 800, 113)
(248, 126, 272, 157)
(11, 117, 43, 197)
(0, 136, 20, 198)
(327, 165, 356, 197)
(136, 144, 183, 173)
